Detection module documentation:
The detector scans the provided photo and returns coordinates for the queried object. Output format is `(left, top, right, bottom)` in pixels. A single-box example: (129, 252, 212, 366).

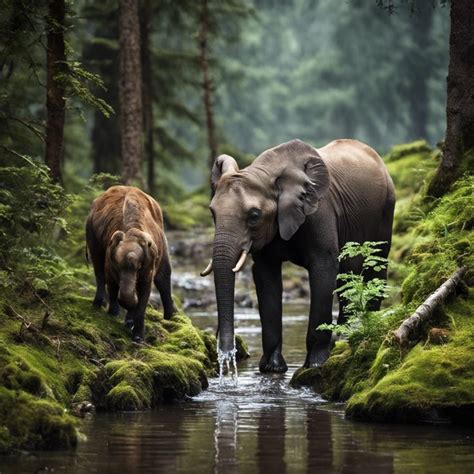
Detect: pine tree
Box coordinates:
(45, 0, 66, 182)
(428, 0, 474, 196)
(119, 0, 143, 185)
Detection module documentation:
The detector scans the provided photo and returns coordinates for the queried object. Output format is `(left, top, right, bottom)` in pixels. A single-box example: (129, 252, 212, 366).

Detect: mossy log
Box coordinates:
(394, 266, 466, 347)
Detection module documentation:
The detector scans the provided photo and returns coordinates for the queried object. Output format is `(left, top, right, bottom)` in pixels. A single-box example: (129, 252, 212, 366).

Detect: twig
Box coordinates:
(5, 305, 54, 346)
(394, 267, 466, 347)
(8, 117, 45, 142)
(41, 310, 50, 331)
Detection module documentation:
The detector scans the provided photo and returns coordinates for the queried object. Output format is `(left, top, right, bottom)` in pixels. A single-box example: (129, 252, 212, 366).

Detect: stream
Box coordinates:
(1, 232, 473, 473)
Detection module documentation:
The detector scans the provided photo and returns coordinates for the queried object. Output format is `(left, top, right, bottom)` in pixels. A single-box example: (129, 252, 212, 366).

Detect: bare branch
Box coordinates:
(394, 267, 466, 347)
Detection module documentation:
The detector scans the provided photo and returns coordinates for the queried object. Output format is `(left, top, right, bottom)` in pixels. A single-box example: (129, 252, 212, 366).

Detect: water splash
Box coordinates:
(217, 338, 238, 386)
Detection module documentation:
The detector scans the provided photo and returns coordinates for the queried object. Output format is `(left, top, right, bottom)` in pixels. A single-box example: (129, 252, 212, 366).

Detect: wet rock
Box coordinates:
(235, 292, 254, 308)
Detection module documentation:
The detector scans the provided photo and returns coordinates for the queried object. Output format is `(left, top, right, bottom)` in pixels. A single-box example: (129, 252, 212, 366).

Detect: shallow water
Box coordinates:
(1, 308, 474, 474)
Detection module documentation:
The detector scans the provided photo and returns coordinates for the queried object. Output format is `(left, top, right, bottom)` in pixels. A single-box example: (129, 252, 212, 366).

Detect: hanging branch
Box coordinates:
(394, 266, 466, 347)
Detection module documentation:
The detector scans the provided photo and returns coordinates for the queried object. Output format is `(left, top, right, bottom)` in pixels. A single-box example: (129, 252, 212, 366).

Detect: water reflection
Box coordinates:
(214, 400, 239, 473)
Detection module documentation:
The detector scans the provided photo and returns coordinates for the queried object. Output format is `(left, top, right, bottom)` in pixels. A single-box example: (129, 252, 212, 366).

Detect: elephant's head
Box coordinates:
(203, 139, 330, 355)
(107, 228, 158, 309)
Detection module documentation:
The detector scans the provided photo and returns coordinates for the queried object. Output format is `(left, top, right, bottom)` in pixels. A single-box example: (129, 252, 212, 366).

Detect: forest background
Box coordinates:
(0, 0, 451, 212)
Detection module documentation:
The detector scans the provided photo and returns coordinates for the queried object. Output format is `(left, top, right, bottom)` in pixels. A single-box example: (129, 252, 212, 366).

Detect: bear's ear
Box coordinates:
(109, 230, 124, 250)
(211, 154, 239, 196)
(140, 233, 159, 263)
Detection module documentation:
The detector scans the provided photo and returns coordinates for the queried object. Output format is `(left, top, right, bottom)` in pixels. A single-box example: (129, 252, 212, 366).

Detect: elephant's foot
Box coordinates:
(259, 351, 288, 373)
(163, 307, 176, 321)
(132, 334, 144, 344)
(92, 294, 106, 308)
(304, 344, 331, 368)
(107, 302, 120, 317)
(124, 311, 134, 330)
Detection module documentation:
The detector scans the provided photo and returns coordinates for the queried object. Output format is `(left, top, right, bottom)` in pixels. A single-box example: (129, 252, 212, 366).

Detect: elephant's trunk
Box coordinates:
(212, 233, 240, 355)
(118, 270, 138, 310)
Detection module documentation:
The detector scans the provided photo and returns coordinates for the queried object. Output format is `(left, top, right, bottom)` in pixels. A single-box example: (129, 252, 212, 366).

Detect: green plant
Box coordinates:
(319, 241, 390, 341)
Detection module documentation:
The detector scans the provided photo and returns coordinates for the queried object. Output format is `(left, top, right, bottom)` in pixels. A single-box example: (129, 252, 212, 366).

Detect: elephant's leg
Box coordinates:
(253, 258, 287, 373)
(124, 309, 135, 330)
(305, 258, 338, 368)
(86, 220, 106, 307)
(107, 280, 120, 316)
(154, 254, 176, 321)
(131, 280, 151, 343)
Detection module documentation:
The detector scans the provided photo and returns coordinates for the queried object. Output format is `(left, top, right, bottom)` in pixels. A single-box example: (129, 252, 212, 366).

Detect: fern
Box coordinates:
(319, 241, 390, 342)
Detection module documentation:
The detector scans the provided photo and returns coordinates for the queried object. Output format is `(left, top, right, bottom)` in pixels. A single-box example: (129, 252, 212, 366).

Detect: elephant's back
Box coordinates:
(88, 186, 164, 245)
(316, 139, 395, 242)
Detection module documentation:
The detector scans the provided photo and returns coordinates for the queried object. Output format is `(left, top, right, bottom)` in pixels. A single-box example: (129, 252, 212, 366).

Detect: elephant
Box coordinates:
(202, 139, 395, 372)
(86, 185, 175, 342)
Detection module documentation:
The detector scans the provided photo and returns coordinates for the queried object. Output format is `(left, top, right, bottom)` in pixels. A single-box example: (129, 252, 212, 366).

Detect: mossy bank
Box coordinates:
(0, 285, 224, 453)
(291, 141, 473, 424)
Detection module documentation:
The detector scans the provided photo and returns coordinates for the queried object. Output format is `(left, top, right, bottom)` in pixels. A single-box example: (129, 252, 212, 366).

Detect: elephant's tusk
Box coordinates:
(200, 259, 213, 277)
(232, 251, 249, 273)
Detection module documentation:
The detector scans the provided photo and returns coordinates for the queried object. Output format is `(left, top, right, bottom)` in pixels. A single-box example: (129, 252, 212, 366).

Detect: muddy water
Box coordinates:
(2, 307, 474, 474)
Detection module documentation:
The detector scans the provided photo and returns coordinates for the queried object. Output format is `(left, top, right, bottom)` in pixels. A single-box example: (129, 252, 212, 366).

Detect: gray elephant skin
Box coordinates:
(205, 139, 395, 372)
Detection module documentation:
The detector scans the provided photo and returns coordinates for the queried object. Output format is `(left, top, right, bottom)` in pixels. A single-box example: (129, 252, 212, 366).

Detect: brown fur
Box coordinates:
(86, 186, 175, 341)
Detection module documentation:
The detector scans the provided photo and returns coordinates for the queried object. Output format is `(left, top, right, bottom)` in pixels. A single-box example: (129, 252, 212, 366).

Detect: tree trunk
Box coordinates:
(394, 267, 466, 347)
(140, 0, 155, 195)
(84, 14, 121, 177)
(198, 0, 218, 173)
(428, 0, 474, 197)
(408, 4, 433, 141)
(119, 0, 143, 186)
(45, 0, 66, 183)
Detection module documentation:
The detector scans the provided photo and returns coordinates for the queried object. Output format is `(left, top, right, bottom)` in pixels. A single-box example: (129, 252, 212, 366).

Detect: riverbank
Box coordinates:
(291, 142, 473, 424)
(0, 167, 249, 454)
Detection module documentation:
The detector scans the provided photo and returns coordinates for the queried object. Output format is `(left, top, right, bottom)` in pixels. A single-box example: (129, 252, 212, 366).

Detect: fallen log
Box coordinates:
(394, 266, 466, 347)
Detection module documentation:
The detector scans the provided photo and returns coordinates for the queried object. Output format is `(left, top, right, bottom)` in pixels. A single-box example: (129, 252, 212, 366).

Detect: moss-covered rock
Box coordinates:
(0, 386, 78, 453)
(0, 286, 223, 452)
(346, 298, 474, 423)
(235, 334, 250, 361)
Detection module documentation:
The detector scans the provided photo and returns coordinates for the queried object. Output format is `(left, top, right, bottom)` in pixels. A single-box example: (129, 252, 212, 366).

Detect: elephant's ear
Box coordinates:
(211, 154, 239, 196)
(277, 154, 330, 241)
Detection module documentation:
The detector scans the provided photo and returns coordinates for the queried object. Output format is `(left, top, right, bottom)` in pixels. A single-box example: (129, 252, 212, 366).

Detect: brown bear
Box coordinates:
(86, 185, 175, 342)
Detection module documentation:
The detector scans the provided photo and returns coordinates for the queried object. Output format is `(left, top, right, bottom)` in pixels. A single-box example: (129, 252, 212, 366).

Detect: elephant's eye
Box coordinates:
(247, 208, 261, 227)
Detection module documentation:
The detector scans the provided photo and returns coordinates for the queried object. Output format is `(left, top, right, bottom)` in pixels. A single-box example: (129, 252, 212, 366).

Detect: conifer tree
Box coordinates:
(45, 0, 66, 182)
(119, 0, 143, 185)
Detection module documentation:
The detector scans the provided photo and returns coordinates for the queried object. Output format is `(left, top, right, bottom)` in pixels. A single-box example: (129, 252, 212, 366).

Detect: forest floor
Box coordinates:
(291, 141, 474, 424)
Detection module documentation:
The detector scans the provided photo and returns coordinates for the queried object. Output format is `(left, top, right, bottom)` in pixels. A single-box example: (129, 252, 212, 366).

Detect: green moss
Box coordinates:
(346, 291, 474, 423)
(0, 275, 226, 451)
(0, 386, 78, 453)
(235, 334, 250, 361)
(164, 313, 207, 353)
(104, 360, 154, 411)
(384, 140, 432, 163)
(385, 143, 438, 200)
